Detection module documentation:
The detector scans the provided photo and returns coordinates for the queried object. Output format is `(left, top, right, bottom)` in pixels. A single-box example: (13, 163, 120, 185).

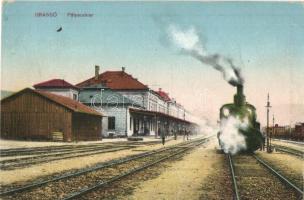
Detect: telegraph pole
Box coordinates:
(266, 93, 272, 153)
(271, 114, 274, 148)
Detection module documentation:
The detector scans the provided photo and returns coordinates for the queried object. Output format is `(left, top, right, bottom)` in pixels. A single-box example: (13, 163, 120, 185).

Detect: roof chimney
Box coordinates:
(95, 65, 100, 80)
(122, 67, 125, 72)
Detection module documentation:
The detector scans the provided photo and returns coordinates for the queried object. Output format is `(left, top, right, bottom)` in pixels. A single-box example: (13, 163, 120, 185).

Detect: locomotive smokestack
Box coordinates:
(234, 84, 246, 106)
(237, 84, 243, 96)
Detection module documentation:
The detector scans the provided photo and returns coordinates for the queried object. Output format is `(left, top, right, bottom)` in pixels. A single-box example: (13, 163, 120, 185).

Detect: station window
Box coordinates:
(108, 117, 115, 130)
(73, 94, 78, 100)
(130, 117, 133, 130)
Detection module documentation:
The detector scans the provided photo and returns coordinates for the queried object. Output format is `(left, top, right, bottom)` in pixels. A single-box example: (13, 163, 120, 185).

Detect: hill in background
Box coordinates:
(1, 90, 15, 99)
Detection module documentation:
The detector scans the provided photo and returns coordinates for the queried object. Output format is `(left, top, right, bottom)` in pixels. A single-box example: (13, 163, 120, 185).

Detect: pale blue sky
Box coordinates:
(2, 1, 304, 125)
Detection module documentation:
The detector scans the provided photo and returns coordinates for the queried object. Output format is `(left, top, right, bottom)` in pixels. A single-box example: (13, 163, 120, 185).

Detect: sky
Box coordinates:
(1, 1, 304, 126)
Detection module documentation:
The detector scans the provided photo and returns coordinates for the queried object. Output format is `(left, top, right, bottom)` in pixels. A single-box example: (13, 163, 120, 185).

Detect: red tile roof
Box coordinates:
(33, 79, 79, 90)
(155, 90, 171, 102)
(76, 71, 148, 90)
(1, 88, 102, 116)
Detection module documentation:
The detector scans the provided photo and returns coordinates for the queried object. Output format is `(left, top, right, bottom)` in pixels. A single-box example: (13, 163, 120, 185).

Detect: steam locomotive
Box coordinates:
(218, 84, 264, 153)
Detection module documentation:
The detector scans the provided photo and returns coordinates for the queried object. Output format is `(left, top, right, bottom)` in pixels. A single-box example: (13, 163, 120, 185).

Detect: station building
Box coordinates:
(76, 66, 196, 137)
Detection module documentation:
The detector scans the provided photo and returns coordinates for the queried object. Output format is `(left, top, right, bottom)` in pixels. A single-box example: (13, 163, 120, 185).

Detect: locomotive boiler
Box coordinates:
(218, 84, 264, 153)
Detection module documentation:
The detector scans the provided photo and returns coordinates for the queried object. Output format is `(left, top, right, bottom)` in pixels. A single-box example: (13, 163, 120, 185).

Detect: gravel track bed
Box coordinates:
(1, 140, 203, 200)
(233, 155, 301, 200)
(0, 138, 187, 186)
(0, 148, 169, 192)
(256, 152, 303, 191)
(74, 149, 199, 200)
(200, 151, 233, 200)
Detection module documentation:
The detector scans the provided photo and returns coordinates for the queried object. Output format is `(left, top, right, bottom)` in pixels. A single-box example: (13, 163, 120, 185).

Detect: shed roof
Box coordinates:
(1, 88, 102, 116)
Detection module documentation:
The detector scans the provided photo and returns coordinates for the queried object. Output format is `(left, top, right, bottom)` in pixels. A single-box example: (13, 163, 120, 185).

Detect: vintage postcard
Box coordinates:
(0, 1, 303, 200)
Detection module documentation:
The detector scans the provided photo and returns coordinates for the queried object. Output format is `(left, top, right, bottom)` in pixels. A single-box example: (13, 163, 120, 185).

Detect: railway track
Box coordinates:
(0, 141, 161, 157)
(228, 154, 303, 200)
(0, 144, 137, 160)
(272, 139, 304, 146)
(272, 145, 303, 158)
(0, 145, 135, 170)
(0, 140, 171, 170)
(0, 137, 210, 200)
(0, 144, 113, 157)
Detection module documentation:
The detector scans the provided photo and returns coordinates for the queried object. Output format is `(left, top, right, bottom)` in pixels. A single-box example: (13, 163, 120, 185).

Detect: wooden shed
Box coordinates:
(1, 88, 102, 142)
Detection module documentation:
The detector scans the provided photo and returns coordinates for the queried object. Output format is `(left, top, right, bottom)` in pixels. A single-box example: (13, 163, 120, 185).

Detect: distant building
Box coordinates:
(34, 79, 79, 101)
(269, 124, 288, 138)
(294, 122, 304, 141)
(1, 88, 102, 141)
(265, 123, 303, 141)
(1, 90, 14, 100)
(295, 123, 304, 134)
